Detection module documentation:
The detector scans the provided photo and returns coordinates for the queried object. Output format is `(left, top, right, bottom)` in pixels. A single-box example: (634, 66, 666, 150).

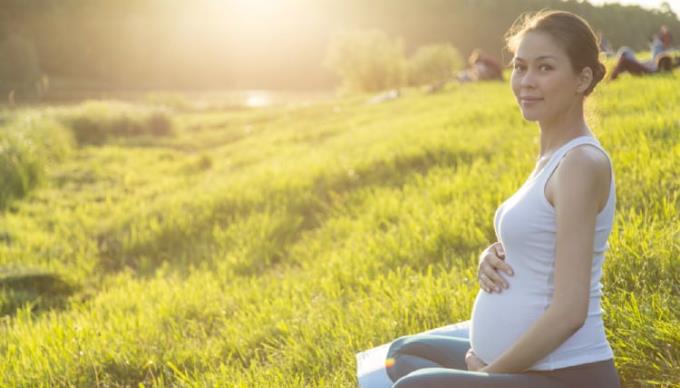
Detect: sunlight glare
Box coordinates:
(208, 0, 287, 20)
(245, 91, 273, 108)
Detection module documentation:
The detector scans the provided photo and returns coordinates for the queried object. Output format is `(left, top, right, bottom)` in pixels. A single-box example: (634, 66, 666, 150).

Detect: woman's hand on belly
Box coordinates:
(478, 242, 514, 293)
(465, 349, 488, 371)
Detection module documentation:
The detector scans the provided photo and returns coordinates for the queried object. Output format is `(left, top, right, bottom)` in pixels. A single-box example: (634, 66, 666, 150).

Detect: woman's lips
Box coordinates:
(520, 97, 544, 107)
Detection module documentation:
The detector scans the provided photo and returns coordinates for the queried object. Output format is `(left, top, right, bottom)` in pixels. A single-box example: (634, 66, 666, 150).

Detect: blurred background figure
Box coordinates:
(457, 49, 504, 83)
(598, 31, 614, 57)
(608, 32, 676, 81)
(658, 25, 672, 51)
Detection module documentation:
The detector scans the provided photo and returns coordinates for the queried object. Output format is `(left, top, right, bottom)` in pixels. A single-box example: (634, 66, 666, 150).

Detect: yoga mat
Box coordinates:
(355, 320, 471, 387)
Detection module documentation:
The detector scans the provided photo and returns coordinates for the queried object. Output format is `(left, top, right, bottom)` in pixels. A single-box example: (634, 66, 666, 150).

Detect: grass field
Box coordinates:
(0, 71, 678, 387)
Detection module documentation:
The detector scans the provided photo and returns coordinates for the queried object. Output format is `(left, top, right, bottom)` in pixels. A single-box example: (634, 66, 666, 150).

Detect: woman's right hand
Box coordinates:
(478, 242, 513, 293)
(465, 348, 487, 371)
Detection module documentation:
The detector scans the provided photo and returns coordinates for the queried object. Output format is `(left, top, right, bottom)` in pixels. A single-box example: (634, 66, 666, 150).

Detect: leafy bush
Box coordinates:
(147, 111, 173, 136)
(0, 114, 73, 209)
(325, 29, 407, 93)
(59, 101, 174, 145)
(408, 43, 463, 86)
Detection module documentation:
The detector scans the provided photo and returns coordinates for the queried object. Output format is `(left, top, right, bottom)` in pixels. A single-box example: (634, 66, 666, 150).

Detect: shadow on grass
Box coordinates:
(0, 270, 79, 316)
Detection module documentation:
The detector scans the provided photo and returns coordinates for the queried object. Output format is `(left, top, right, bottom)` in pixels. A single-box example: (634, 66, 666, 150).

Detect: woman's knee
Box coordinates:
(385, 335, 430, 383)
(386, 334, 463, 382)
(617, 46, 634, 60)
(386, 335, 414, 359)
(387, 334, 470, 368)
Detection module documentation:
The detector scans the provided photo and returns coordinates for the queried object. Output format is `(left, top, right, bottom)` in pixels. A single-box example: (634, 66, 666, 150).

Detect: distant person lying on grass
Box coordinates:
(358, 10, 623, 388)
(608, 34, 678, 80)
(457, 49, 504, 82)
(597, 30, 614, 57)
(658, 25, 672, 51)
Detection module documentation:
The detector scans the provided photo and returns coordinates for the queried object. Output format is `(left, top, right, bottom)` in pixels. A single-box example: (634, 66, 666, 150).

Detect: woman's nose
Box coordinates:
(520, 71, 537, 89)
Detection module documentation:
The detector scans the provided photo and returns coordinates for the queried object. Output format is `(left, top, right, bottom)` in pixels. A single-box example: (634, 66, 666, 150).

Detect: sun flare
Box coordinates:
(208, 0, 287, 19)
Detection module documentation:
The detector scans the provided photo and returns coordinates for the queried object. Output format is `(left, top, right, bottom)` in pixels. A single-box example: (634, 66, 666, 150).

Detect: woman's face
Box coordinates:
(510, 31, 585, 123)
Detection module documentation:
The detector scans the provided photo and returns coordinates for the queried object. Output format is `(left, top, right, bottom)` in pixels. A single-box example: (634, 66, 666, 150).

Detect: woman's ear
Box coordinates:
(576, 67, 594, 94)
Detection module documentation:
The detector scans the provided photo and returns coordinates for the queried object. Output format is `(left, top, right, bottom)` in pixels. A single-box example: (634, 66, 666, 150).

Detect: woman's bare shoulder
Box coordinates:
(553, 145, 611, 208)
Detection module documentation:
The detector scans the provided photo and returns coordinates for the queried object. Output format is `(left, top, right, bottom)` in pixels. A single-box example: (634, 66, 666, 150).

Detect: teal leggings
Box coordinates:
(386, 334, 621, 388)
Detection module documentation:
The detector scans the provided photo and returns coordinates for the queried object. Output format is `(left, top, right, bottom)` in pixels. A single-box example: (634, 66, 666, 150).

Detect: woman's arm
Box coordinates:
(481, 146, 612, 373)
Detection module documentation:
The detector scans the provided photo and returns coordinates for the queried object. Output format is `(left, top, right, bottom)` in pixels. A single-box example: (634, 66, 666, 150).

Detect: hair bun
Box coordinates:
(596, 62, 607, 81)
(586, 62, 606, 95)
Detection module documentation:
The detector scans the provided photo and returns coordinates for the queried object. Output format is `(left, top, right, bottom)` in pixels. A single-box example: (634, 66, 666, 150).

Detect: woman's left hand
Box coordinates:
(465, 348, 488, 371)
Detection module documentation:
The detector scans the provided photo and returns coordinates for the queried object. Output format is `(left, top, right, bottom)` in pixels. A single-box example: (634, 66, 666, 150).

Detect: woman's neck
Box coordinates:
(537, 103, 591, 159)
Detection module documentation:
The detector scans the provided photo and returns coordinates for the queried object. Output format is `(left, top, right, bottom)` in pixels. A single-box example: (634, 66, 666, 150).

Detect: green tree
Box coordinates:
(408, 43, 463, 86)
(324, 29, 407, 93)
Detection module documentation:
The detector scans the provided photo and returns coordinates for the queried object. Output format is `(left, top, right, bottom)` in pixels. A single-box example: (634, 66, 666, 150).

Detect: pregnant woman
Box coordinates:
(384, 10, 622, 387)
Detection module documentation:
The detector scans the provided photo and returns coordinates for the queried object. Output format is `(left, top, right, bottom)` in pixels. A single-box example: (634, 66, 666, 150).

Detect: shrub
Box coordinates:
(147, 111, 173, 136)
(325, 29, 407, 93)
(59, 101, 174, 145)
(0, 114, 73, 209)
(408, 43, 463, 86)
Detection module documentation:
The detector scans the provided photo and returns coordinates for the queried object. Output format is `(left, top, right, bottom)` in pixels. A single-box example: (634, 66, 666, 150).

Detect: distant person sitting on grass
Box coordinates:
(658, 25, 672, 51)
(357, 10, 622, 388)
(597, 30, 614, 57)
(457, 49, 504, 82)
(608, 35, 676, 81)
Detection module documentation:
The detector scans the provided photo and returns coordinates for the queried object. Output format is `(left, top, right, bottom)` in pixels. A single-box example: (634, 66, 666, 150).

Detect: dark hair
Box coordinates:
(505, 10, 606, 96)
(657, 54, 672, 72)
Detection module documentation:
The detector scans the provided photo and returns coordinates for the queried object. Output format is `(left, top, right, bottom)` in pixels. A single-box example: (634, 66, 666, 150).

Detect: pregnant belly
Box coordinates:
(469, 289, 548, 365)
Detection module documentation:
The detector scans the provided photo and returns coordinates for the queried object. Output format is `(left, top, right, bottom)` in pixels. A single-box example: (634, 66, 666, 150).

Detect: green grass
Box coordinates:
(0, 112, 74, 210)
(57, 101, 174, 145)
(0, 72, 678, 387)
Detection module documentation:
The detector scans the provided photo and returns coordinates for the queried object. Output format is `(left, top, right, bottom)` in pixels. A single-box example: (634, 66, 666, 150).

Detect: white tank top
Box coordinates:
(469, 135, 616, 371)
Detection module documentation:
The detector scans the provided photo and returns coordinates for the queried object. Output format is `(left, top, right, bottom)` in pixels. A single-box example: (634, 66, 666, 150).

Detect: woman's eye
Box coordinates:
(513, 63, 525, 71)
(539, 64, 553, 71)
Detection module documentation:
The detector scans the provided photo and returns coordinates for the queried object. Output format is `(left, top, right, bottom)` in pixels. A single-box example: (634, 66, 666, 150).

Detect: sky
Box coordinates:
(587, 0, 680, 15)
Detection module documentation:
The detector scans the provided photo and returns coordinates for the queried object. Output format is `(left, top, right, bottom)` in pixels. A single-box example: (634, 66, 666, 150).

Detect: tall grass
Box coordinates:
(58, 101, 174, 145)
(0, 100, 174, 209)
(0, 73, 678, 386)
(0, 113, 73, 209)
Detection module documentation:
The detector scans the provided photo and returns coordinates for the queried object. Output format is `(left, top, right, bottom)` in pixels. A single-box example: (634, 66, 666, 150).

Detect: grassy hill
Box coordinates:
(0, 72, 678, 387)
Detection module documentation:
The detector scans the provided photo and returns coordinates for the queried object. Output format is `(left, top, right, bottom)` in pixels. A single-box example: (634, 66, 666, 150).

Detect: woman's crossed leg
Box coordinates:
(386, 334, 566, 388)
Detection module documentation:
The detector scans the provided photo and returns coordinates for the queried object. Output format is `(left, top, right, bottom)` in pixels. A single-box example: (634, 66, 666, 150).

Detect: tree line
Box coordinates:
(0, 0, 678, 97)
